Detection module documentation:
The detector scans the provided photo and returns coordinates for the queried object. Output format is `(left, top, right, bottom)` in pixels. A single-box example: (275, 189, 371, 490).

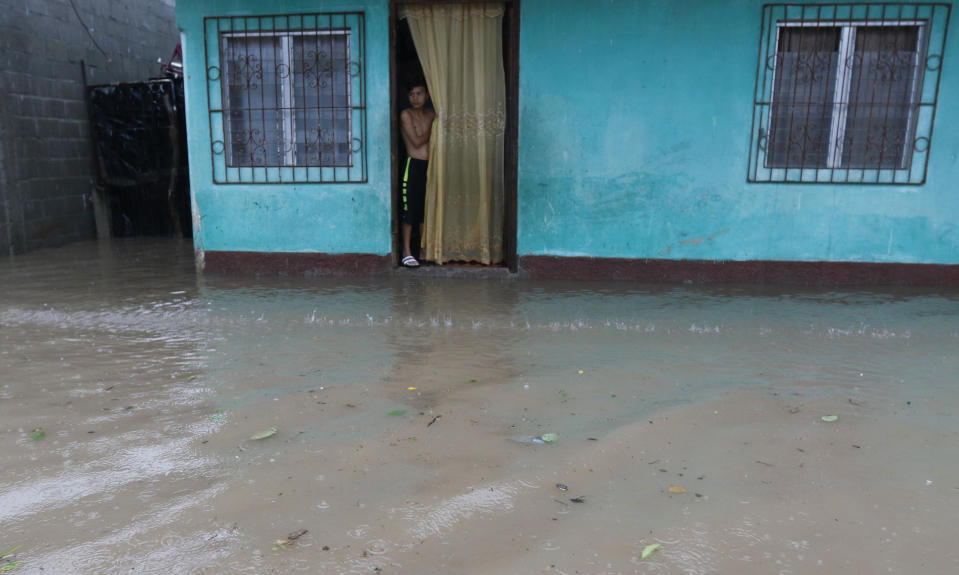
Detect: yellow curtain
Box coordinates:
(400, 3, 506, 265)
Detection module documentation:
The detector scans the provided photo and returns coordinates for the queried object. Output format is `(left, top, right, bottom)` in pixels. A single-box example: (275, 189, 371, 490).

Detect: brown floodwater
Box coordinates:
(2, 239, 958, 574)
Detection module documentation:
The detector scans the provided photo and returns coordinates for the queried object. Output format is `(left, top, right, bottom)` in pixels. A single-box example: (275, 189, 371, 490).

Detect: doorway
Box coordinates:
(389, 1, 519, 271)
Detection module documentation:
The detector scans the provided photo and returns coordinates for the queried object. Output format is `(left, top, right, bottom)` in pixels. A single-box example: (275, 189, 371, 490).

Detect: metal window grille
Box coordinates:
(748, 4, 950, 184)
(204, 13, 367, 184)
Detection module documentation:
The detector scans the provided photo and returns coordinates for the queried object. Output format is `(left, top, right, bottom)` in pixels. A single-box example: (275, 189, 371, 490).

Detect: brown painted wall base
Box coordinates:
(202, 251, 959, 287)
(519, 256, 959, 287)
(204, 251, 393, 276)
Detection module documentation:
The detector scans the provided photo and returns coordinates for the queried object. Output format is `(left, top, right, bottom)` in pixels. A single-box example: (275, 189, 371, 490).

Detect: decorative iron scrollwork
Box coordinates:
(748, 3, 948, 184)
(302, 50, 336, 89)
(766, 54, 777, 71)
(228, 55, 264, 90)
(205, 12, 367, 183)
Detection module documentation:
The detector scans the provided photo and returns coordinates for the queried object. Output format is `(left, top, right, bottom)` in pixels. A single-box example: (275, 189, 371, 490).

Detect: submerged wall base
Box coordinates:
(520, 256, 959, 287)
(204, 251, 393, 276)
(202, 251, 959, 286)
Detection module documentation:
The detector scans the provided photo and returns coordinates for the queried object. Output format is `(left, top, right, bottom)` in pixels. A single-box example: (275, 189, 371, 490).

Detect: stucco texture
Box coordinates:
(177, 1, 392, 256)
(518, 0, 959, 264)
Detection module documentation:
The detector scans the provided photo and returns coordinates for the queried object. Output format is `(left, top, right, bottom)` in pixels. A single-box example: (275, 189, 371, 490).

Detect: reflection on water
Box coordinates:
(1, 239, 958, 574)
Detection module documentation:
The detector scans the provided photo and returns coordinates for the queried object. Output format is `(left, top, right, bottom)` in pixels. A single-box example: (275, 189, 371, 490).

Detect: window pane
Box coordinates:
(228, 109, 284, 166)
(842, 26, 920, 169)
(334, 108, 352, 166)
(768, 27, 840, 169)
(292, 34, 350, 167)
(222, 36, 285, 166)
(294, 109, 320, 166)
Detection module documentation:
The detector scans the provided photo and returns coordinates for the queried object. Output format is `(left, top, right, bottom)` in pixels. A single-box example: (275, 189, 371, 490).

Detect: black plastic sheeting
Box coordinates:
(87, 79, 191, 237)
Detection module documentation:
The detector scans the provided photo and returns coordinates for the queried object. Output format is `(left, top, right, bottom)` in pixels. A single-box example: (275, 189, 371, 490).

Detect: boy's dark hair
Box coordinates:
(405, 76, 428, 93)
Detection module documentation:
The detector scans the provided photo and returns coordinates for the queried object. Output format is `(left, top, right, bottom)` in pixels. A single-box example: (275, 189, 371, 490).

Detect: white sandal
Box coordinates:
(401, 255, 420, 268)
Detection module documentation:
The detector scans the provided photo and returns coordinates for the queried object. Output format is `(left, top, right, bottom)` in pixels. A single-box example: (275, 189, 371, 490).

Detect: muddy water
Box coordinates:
(2, 239, 958, 574)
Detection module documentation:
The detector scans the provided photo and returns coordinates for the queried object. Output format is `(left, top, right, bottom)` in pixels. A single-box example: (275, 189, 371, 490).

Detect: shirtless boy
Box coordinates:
(399, 81, 435, 267)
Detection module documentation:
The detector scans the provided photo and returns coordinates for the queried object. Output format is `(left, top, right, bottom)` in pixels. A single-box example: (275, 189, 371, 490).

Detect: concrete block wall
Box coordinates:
(0, 0, 179, 255)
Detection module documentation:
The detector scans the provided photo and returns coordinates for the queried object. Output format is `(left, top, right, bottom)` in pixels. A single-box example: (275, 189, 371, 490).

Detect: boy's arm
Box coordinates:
(401, 110, 431, 148)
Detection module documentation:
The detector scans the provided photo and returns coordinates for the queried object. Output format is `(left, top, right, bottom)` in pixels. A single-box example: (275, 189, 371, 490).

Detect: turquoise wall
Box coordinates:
(180, 0, 959, 265)
(176, 0, 392, 256)
(519, 0, 959, 264)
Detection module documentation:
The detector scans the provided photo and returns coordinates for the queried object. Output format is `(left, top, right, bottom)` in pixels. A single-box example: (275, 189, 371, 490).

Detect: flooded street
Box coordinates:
(2, 239, 958, 574)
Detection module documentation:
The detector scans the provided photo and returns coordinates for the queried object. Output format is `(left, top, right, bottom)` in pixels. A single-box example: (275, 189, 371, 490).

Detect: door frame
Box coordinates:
(389, 0, 520, 271)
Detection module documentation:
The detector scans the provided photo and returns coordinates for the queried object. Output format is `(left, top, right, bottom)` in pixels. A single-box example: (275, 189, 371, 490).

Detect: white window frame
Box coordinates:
(767, 20, 926, 170)
(220, 29, 353, 168)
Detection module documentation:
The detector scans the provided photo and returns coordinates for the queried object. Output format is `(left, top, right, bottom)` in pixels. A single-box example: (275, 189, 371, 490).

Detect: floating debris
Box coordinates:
(821, 415, 838, 422)
(388, 409, 407, 417)
(668, 485, 687, 494)
(249, 427, 277, 440)
(569, 496, 586, 503)
(285, 529, 308, 542)
(1, 546, 20, 572)
(273, 529, 308, 550)
(641, 543, 661, 560)
(509, 434, 557, 445)
(30, 428, 44, 441)
(556, 483, 568, 491)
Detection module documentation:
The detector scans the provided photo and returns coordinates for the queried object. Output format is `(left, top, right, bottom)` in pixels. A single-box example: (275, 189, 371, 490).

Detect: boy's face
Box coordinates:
(408, 86, 428, 109)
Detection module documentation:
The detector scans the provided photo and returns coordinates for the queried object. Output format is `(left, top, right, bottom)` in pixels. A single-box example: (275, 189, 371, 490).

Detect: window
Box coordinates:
(221, 32, 351, 168)
(205, 13, 367, 184)
(748, 4, 950, 184)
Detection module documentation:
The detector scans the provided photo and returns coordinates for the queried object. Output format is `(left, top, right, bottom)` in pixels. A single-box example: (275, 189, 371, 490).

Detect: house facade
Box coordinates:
(177, 0, 959, 284)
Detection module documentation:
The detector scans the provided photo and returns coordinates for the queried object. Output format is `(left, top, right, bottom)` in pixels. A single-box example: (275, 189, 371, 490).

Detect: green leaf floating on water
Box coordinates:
(388, 409, 407, 416)
(249, 427, 277, 440)
(641, 543, 660, 559)
(539, 433, 558, 443)
(0, 549, 20, 573)
(821, 415, 839, 422)
(30, 430, 45, 441)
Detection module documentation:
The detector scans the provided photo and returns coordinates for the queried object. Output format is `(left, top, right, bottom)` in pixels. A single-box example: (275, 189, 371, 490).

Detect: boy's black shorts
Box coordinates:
(401, 157, 428, 224)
